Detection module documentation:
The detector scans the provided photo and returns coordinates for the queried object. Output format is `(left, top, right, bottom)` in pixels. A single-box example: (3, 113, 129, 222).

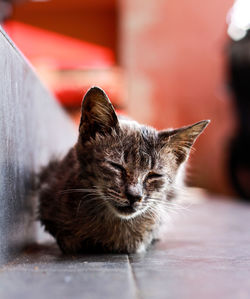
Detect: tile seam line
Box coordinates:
(127, 255, 143, 299)
(0, 254, 22, 273)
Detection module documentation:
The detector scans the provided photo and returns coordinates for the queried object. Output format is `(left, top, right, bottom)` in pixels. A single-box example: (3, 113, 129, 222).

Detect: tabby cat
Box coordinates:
(39, 87, 209, 254)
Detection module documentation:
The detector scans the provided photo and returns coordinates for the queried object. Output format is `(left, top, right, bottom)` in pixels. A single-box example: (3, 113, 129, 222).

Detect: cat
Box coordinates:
(38, 87, 209, 254)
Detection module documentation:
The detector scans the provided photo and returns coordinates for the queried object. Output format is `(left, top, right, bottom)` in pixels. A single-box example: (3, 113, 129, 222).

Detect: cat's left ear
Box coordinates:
(158, 120, 210, 164)
(79, 87, 119, 140)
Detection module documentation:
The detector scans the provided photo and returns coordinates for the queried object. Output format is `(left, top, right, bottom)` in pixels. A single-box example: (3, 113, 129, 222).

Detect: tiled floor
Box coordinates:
(1, 198, 250, 299)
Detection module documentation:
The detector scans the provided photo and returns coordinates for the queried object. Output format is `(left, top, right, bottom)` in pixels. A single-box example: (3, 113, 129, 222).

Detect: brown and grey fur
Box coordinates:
(39, 87, 209, 254)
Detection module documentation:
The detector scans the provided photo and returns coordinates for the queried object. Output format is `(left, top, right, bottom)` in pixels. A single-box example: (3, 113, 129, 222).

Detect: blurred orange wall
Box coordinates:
(120, 0, 236, 195)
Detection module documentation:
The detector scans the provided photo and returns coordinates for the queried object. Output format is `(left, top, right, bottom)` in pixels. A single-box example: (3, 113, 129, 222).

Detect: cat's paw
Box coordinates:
(136, 242, 147, 253)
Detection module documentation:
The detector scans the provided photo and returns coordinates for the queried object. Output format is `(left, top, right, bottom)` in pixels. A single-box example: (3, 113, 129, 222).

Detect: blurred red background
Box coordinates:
(3, 0, 237, 196)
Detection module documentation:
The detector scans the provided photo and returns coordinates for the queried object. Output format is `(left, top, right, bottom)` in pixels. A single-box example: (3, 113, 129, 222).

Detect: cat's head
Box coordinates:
(76, 87, 209, 219)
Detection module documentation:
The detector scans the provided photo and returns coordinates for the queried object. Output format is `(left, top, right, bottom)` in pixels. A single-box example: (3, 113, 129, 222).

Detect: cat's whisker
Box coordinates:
(107, 189, 122, 196)
(80, 193, 100, 201)
(142, 197, 191, 218)
(76, 197, 108, 212)
(76, 200, 83, 216)
(58, 188, 99, 195)
(145, 208, 161, 223)
(146, 197, 187, 207)
(106, 198, 129, 207)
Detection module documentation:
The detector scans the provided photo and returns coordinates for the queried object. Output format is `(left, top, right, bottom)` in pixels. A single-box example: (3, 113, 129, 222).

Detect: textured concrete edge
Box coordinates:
(0, 25, 72, 120)
(0, 25, 77, 266)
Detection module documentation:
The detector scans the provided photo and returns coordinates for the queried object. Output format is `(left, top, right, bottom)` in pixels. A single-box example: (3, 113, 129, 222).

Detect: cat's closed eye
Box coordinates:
(107, 161, 126, 174)
(145, 172, 163, 182)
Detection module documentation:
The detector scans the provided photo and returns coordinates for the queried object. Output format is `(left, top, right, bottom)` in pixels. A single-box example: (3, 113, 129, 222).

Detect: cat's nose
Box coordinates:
(125, 185, 143, 205)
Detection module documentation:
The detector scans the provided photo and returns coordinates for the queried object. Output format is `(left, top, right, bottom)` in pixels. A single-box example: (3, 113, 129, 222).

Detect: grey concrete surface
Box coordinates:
(130, 199, 250, 299)
(0, 244, 136, 299)
(0, 199, 250, 299)
(0, 26, 77, 265)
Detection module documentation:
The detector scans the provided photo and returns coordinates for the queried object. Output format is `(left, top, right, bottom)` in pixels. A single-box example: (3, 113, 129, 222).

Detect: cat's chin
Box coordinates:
(107, 202, 145, 220)
(115, 205, 136, 214)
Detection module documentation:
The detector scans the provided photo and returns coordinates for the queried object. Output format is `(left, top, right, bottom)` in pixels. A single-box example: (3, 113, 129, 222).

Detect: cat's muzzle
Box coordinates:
(112, 200, 142, 216)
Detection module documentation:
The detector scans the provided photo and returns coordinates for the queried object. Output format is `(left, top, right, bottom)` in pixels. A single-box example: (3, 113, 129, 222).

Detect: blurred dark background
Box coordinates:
(1, 0, 250, 200)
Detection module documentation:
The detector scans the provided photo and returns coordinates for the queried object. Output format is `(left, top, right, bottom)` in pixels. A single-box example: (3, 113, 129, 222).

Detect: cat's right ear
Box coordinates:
(79, 87, 119, 141)
(158, 120, 210, 165)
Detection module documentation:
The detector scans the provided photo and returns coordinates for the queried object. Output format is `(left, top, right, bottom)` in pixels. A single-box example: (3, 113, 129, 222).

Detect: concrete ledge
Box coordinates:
(0, 26, 77, 265)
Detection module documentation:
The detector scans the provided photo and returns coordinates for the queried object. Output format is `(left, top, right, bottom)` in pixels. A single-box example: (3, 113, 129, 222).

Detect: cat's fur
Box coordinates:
(39, 87, 209, 254)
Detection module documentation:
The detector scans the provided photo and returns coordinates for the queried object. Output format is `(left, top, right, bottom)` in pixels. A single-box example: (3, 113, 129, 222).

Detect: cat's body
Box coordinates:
(39, 87, 209, 254)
